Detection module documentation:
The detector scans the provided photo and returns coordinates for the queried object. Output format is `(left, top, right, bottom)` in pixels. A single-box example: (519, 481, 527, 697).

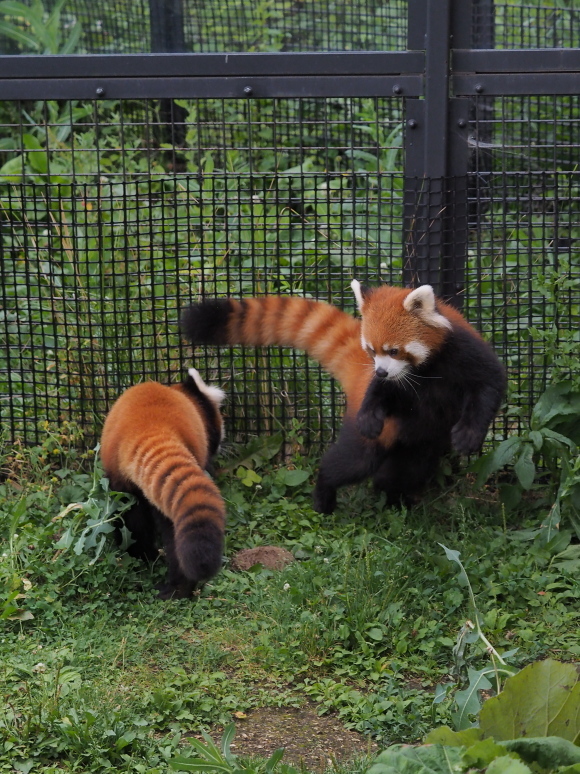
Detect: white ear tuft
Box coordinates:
(351, 279, 365, 313)
(188, 367, 226, 406)
(403, 286, 452, 330)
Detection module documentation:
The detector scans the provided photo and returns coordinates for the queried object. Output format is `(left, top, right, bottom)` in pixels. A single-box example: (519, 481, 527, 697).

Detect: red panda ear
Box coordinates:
(188, 367, 226, 406)
(403, 286, 452, 330)
(351, 279, 371, 313)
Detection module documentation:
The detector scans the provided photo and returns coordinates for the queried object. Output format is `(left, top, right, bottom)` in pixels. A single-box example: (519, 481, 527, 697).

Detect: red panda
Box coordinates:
(100, 368, 226, 599)
(180, 283, 506, 513)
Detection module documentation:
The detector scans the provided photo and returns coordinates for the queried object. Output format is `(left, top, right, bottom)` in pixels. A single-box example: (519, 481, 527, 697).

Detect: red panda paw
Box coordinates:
(451, 423, 485, 456)
(155, 580, 196, 600)
(356, 409, 385, 440)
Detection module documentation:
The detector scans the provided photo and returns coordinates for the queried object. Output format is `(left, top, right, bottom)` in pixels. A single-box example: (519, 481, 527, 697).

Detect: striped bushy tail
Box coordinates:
(127, 436, 225, 584)
(180, 296, 371, 401)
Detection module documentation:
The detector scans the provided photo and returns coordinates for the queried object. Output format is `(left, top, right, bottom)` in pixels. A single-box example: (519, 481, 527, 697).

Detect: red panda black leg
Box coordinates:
(152, 509, 196, 599)
(357, 376, 414, 440)
(451, 384, 504, 456)
(356, 400, 387, 440)
(372, 445, 442, 506)
(116, 493, 158, 562)
(313, 423, 376, 514)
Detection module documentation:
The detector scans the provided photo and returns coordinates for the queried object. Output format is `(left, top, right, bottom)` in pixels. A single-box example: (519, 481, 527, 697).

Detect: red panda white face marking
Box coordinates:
(374, 352, 407, 379)
(404, 341, 430, 364)
(362, 335, 409, 379)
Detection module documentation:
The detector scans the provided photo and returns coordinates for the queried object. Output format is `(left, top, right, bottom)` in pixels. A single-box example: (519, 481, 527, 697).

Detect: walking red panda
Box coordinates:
(180, 282, 506, 513)
(100, 368, 226, 599)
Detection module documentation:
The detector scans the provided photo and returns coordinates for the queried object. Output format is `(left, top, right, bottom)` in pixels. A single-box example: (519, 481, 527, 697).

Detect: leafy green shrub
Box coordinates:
(472, 381, 580, 539)
(368, 659, 580, 774)
(433, 545, 520, 731)
(0, 0, 81, 54)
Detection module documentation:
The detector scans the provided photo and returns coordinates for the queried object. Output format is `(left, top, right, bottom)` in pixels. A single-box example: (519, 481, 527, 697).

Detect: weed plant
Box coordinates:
(1, 426, 579, 772)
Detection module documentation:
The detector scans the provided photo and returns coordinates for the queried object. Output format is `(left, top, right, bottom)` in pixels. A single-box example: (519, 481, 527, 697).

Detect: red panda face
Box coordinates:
(360, 335, 429, 379)
(351, 281, 452, 381)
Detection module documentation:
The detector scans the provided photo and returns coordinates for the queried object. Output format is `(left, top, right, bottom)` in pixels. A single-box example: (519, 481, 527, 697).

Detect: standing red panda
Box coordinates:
(180, 282, 506, 513)
(100, 368, 226, 599)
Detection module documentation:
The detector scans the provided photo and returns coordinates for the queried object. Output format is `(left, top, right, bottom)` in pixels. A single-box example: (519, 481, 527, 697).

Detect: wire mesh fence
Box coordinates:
(3, 1, 580, 55)
(0, 96, 405, 446)
(1, 1, 579, 451)
(464, 93, 580, 427)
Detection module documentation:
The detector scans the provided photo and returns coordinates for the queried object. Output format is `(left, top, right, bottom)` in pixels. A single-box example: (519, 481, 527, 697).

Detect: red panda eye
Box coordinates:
(390, 348, 399, 357)
(367, 345, 375, 356)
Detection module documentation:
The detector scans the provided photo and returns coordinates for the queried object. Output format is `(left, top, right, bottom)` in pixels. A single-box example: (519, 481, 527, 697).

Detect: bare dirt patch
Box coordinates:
(228, 705, 378, 771)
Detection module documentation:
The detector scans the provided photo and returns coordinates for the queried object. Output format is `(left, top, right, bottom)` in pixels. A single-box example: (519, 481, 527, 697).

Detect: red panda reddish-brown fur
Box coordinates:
(180, 284, 506, 513)
(100, 369, 226, 599)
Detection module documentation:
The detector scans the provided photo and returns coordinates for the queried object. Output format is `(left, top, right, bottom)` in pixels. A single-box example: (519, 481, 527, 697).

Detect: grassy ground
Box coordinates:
(1, 424, 579, 773)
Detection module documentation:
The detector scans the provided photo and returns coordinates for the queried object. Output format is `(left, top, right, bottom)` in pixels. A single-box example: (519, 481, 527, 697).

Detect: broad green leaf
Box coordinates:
(502, 737, 580, 767)
(514, 444, 535, 490)
(8, 609, 34, 621)
(541, 427, 577, 452)
(276, 468, 310, 487)
(0, 19, 41, 49)
(369, 744, 464, 773)
(0, 0, 36, 11)
(485, 757, 531, 774)
(219, 723, 236, 763)
(54, 527, 75, 549)
(452, 667, 493, 731)
(0, 154, 25, 182)
(437, 544, 474, 607)
(59, 22, 81, 55)
(480, 659, 580, 743)
(531, 381, 574, 427)
(26, 148, 48, 174)
(223, 431, 284, 471)
(532, 383, 580, 443)
(424, 726, 482, 746)
(553, 544, 580, 573)
(22, 133, 42, 150)
(462, 738, 514, 768)
(169, 756, 229, 773)
(265, 748, 286, 773)
(472, 436, 522, 487)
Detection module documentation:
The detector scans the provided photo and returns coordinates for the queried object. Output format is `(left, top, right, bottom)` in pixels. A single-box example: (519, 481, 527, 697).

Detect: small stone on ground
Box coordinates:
(231, 546, 295, 572)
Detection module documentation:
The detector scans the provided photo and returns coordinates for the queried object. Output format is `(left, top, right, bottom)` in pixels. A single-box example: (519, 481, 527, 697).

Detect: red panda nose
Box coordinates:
(375, 367, 388, 378)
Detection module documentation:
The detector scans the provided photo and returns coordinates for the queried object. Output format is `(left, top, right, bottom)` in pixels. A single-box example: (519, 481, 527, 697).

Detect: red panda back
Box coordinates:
(100, 381, 225, 594)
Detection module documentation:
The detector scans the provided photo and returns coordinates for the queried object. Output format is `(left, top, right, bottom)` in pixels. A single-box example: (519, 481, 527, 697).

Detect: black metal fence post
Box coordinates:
(404, 0, 473, 308)
(149, 0, 185, 53)
(149, 0, 187, 148)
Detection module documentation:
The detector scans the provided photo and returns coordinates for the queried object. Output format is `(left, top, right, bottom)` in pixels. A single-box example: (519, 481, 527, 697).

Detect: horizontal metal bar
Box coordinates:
(0, 75, 424, 100)
(454, 48, 580, 73)
(453, 72, 580, 96)
(0, 51, 425, 79)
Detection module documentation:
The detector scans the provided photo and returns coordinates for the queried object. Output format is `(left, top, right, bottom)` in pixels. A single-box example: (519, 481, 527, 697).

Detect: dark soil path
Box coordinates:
(228, 705, 378, 771)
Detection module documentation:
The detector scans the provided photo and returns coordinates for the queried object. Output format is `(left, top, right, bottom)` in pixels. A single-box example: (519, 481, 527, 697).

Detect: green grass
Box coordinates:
(1, 427, 579, 773)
